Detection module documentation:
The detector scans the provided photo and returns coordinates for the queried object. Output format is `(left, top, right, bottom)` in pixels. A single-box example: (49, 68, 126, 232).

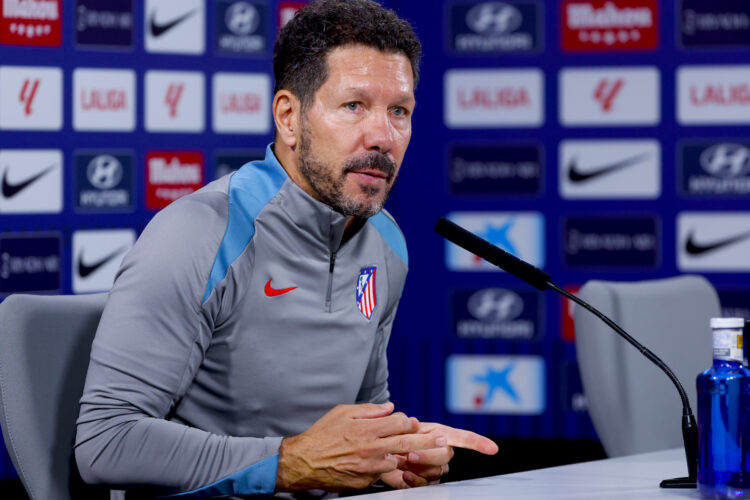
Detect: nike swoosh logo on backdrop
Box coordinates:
(567, 152, 651, 183)
(685, 230, 750, 255)
(264, 279, 297, 297)
(149, 8, 197, 37)
(77, 246, 129, 278)
(2, 164, 56, 199)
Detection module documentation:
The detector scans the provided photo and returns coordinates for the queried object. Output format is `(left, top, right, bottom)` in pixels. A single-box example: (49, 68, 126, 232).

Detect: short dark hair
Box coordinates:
(273, 0, 421, 110)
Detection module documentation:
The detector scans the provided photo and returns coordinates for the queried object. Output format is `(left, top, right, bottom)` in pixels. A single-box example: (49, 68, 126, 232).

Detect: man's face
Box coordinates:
(296, 44, 415, 218)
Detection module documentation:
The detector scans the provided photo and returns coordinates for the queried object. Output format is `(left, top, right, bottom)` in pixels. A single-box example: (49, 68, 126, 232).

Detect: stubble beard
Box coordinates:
(297, 122, 398, 218)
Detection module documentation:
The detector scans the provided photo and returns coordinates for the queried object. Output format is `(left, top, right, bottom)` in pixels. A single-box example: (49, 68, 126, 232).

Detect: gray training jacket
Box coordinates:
(74, 144, 409, 498)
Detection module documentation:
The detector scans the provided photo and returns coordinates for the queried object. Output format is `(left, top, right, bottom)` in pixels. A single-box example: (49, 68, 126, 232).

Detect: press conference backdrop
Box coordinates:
(1, 0, 750, 481)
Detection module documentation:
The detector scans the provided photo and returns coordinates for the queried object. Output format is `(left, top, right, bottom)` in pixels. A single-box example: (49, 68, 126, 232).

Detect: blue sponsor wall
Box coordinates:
(2, 0, 750, 483)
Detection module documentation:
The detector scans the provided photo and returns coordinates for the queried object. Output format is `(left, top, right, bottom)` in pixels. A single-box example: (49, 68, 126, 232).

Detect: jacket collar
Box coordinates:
(267, 144, 353, 254)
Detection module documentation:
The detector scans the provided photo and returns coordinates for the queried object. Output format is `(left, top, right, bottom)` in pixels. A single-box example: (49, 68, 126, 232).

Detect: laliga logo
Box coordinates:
(593, 78, 624, 112)
(226, 1, 259, 36)
(468, 288, 523, 322)
(87, 155, 123, 190)
(700, 144, 750, 178)
(164, 83, 184, 118)
(466, 2, 522, 35)
(19, 78, 40, 116)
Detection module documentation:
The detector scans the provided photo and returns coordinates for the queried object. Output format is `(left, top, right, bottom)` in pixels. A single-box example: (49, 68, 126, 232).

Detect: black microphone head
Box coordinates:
(434, 217, 551, 291)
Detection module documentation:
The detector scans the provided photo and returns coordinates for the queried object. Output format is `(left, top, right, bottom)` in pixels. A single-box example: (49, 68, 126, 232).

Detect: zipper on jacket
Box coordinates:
(326, 252, 337, 312)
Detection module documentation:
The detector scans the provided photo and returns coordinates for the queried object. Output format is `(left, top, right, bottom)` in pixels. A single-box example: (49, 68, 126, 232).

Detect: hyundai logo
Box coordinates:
(468, 288, 523, 322)
(700, 143, 750, 178)
(226, 1, 259, 36)
(466, 2, 522, 35)
(87, 155, 123, 190)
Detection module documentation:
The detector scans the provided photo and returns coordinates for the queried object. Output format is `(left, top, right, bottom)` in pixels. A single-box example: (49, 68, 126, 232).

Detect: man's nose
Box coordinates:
(363, 110, 395, 154)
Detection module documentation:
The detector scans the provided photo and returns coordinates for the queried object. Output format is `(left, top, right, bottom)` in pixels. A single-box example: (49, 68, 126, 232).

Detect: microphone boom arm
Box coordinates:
(550, 282, 698, 488)
(434, 217, 698, 488)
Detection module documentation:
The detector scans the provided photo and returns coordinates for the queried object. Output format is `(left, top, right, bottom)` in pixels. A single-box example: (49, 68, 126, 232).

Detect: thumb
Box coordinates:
(351, 401, 395, 419)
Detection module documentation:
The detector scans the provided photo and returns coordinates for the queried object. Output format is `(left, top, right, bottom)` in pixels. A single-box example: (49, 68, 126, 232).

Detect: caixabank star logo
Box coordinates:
(446, 355, 546, 415)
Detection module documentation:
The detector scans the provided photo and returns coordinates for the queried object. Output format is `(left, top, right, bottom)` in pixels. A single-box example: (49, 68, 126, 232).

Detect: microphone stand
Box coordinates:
(550, 283, 698, 488)
(433, 217, 698, 487)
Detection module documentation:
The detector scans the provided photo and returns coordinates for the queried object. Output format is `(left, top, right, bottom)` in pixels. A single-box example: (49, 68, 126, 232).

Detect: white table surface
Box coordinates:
(358, 448, 703, 499)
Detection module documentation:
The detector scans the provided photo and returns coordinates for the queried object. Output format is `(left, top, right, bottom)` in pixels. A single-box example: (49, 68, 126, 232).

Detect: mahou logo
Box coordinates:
(678, 65, 750, 125)
(74, 68, 135, 131)
(0, 65, 62, 130)
(444, 69, 543, 128)
(145, 151, 203, 210)
(145, 70, 204, 132)
(0, 0, 61, 46)
(213, 73, 271, 133)
(561, 0, 658, 51)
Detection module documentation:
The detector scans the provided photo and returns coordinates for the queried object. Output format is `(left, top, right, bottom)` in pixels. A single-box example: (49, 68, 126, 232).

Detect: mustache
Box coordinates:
(344, 152, 396, 179)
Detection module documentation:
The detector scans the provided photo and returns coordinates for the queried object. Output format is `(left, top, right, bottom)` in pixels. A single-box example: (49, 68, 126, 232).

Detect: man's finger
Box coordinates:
(403, 463, 445, 480)
(446, 428, 498, 455)
(380, 469, 409, 489)
(392, 453, 408, 468)
(365, 412, 418, 438)
(425, 423, 498, 455)
(349, 402, 395, 420)
(407, 447, 454, 466)
(372, 454, 400, 475)
(379, 433, 446, 455)
(402, 470, 429, 488)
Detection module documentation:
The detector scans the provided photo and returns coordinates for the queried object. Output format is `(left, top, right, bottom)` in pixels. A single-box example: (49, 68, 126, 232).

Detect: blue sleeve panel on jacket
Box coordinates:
(369, 211, 408, 267)
(162, 453, 279, 498)
(203, 144, 288, 303)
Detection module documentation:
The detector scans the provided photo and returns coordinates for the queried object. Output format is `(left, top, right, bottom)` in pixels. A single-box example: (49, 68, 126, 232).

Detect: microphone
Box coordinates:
(434, 217, 551, 291)
(434, 217, 698, 489)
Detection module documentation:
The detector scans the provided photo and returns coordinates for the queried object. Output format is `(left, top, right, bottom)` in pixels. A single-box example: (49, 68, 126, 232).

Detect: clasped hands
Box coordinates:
(275, 402, 498, 492)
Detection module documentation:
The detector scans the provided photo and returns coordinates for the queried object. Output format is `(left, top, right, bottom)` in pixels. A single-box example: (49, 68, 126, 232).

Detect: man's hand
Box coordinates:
(275, 403, 447, 492)
(380, 422, 499, 489)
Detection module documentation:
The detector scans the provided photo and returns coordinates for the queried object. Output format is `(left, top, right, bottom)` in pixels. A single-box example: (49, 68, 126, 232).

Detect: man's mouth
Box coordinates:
(344, 152, 396, 182)
(348, 169, 388, 179)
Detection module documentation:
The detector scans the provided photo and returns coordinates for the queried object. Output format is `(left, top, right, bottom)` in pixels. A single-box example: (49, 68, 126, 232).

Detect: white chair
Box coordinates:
(0, 294, 110, 500)
(574, 275, 719, 458)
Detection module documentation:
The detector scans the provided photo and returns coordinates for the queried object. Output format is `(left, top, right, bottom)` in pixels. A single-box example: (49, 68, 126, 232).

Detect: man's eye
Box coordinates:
(392, 106, 407, 117)
(345, 102, 360, 111)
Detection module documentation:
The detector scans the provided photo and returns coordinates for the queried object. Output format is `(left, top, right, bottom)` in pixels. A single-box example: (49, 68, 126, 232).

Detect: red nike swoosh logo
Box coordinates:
(264, 279, 297, 297)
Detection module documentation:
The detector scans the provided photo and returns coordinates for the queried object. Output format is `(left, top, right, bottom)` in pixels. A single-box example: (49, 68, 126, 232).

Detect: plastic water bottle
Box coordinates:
(697, 317, 750, 498)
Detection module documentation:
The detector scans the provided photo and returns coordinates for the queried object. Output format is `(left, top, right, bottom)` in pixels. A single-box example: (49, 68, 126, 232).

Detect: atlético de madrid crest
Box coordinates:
(356, 266, 377, 320)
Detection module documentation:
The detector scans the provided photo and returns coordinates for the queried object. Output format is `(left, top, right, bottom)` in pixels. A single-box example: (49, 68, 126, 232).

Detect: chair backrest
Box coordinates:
(0, 293, 110, 500)
(574, 275, 719, 458)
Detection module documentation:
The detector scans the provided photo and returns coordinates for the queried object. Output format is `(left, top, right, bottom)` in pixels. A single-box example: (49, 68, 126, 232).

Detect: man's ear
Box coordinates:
(273, 90, 300, 149)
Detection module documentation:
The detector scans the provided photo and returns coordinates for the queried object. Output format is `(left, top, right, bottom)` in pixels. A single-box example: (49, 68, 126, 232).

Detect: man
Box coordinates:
(75, 1, 497, 497)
